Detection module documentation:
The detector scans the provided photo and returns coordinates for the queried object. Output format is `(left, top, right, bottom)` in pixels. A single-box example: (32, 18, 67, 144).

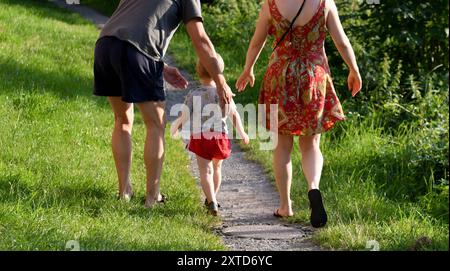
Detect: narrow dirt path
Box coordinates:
(189, 143, 320, 251)
(53, 0, 321, 251)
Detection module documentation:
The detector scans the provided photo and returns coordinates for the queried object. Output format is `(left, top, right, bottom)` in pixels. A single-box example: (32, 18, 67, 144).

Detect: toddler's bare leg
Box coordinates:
(196, 156, 216, 204)
(212, 159, 223, 196)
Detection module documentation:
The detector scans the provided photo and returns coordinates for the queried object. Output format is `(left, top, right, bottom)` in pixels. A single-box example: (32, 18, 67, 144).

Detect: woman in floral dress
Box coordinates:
(236, 0, 362, 227)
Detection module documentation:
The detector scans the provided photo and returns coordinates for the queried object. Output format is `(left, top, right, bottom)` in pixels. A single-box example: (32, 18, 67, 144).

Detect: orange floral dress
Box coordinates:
(259, 0, 345, 136)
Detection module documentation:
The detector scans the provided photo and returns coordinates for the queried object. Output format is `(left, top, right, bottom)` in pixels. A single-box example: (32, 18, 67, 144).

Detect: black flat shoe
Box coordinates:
(308, 189, 328, 228)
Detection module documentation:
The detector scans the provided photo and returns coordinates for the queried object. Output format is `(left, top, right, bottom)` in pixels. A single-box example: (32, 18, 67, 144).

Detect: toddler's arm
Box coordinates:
(170, 110, 189, 139)
(228, 100, 249, 145)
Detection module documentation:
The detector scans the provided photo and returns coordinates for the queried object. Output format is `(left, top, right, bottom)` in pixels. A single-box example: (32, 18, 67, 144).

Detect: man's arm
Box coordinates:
(185, 20, 234, 104)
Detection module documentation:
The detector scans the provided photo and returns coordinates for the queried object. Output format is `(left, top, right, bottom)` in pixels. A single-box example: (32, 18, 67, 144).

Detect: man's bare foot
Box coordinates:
(118, 183, 133, 202)
(144, 199, 156, 208)
(144, 194, 166, 208)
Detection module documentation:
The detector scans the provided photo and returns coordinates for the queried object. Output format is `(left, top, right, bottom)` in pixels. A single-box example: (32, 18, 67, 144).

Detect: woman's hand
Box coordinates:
(348, 69, 362, 97)
(236, 69, 255, 92)
(163, 64, 188, 89)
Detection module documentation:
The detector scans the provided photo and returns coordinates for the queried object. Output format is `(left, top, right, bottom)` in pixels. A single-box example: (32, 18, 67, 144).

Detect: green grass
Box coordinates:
(242, 119, 448, 251)
(0, 0, 224, 250)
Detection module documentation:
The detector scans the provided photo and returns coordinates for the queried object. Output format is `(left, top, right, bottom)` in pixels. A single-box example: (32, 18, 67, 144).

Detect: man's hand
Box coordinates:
(216, 78, 235, 104)
(163, 64, 188, 89)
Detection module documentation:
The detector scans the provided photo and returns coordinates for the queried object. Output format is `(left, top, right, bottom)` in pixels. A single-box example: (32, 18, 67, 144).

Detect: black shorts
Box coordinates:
(93, 36, 165, 103)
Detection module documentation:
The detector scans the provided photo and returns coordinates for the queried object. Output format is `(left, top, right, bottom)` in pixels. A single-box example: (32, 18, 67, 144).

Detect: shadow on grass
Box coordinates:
(0, 57, 109, 108)
(126, 202, 202, 220)
(0, 173, 202, 219)
(0, 173, 32, 202)
(0, 174, 110, 207)
(78, 235, 207, 251)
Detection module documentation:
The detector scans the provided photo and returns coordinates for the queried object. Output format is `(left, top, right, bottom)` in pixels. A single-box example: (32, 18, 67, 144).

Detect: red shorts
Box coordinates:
(188, 132, 231, 161)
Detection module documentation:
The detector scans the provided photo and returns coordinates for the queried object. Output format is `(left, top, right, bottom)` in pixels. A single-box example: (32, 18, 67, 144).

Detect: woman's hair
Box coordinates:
(196, 53, 224, 80)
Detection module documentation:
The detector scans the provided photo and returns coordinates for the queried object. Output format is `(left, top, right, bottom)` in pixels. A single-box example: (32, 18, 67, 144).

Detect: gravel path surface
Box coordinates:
(53, 0, 321, 251)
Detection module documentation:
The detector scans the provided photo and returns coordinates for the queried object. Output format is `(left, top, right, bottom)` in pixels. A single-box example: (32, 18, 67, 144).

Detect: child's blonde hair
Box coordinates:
(196, 53, 224, 80)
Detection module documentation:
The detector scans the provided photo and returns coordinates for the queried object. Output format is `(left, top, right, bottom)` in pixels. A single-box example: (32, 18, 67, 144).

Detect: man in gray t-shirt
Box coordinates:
(93, 0, 233, 208)
(100, 0, 202, 61)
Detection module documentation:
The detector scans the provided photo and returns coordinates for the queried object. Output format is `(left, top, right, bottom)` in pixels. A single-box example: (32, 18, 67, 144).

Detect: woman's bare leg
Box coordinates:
(136, 101, 166, 208)
(298, 134, 323, 191)
(273, 134, 294, 217)
(299, 134, 328, 227)
(108, 97, 134, 200)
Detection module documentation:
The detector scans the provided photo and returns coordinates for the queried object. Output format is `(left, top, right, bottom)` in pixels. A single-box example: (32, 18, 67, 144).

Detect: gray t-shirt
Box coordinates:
(99, 0, 203, 61)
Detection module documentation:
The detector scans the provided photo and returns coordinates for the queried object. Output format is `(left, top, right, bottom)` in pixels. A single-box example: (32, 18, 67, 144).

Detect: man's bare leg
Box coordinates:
(108, 97, 134, 200)
(136, 101, 166, 208)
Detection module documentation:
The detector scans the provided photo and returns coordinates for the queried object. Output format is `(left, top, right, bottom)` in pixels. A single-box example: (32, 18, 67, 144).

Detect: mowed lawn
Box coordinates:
(0, 0, 224, 250)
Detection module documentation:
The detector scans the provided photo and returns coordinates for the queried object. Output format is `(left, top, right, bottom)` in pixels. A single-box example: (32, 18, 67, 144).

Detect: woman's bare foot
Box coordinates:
(273, 200, 294, 218)
(273, 208, 294, 218)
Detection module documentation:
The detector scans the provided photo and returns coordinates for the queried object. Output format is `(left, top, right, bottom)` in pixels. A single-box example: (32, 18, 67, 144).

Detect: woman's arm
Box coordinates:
(236, 0, 271, 92)
(326, 0, 362, 96)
